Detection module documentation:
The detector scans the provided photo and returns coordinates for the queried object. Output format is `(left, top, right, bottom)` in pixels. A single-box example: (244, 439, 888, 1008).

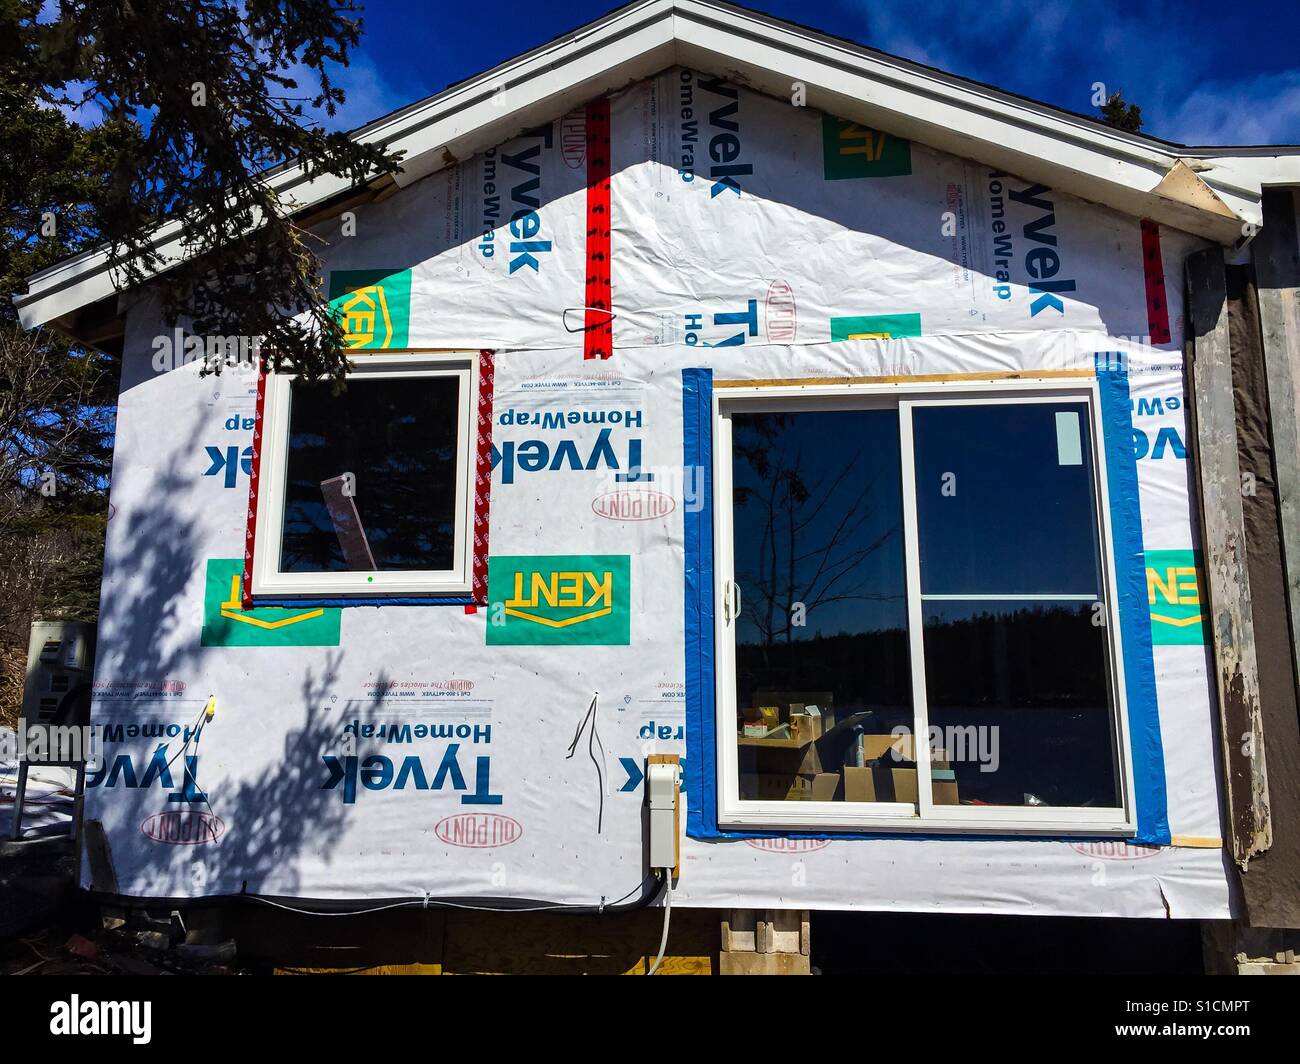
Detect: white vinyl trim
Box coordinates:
(713, 376, 1137, 835)
(251, 351, 478, 599)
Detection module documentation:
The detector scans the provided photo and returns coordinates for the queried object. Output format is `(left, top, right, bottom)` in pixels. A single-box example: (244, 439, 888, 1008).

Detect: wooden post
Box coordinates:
(1253, 188, 1300, 696)
(1185, 246, 1271, 867)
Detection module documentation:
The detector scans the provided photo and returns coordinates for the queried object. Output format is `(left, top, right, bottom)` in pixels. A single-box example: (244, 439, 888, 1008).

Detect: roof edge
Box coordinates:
(16, 0, 1300, 335)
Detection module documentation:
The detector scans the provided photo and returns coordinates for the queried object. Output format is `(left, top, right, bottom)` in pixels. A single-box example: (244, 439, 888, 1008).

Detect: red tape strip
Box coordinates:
(583, 98, 613, 360)
(241, 361, 268, 610)
(1140, 219, 1171, 345)
(467, 349, 496, 611)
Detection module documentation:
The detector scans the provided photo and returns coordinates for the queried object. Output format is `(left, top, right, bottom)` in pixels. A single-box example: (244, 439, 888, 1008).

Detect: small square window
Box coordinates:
(250, 352, 478, 599)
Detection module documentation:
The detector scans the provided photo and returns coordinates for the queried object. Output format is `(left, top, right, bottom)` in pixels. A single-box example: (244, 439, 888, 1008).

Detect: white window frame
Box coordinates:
(713, 377, 1137, 836)
(251, 351, 478, 599)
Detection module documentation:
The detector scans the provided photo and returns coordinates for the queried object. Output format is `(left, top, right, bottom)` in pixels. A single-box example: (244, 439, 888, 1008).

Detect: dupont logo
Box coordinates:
(560, 110, 586, 169)
(765, 279, 797, 342)
(592, 489, 675, 522)
(1068, 841, 1161, 861)
(436, 812, 523, 848)
(140, 810, 225, 845)
(745, 838, 830, 854)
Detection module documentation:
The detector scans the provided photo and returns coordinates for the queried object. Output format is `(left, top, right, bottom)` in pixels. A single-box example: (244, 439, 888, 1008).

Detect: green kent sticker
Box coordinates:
(200, 559, 341, 647)
(822, 115, 912, 180)
(328, 268, 412, 350)
(830, 313, 923, 342)
(1145, 549, 1204, 646)
(486, 555, 631, 646)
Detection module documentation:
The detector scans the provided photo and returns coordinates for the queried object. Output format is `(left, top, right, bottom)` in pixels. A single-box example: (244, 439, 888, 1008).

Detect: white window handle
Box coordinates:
(723, 580, 741, 624)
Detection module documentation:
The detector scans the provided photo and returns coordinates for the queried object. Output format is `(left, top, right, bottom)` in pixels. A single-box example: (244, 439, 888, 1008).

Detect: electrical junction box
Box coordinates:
(646, 754, 681, 876)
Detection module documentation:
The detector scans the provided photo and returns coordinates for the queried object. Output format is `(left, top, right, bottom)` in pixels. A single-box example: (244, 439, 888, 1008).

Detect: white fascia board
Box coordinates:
(673, 0, 1266, 242)
(1192, 152, 1300, 192)
(15, 168, 361, 330)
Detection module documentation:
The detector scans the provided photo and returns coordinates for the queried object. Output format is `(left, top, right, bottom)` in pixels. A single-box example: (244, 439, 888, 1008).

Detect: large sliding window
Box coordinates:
(714, 380, 1134, 835)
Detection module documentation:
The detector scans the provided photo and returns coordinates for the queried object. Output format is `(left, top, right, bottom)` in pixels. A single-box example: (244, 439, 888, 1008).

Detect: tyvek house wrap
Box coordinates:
(88, 70, 1232, 917)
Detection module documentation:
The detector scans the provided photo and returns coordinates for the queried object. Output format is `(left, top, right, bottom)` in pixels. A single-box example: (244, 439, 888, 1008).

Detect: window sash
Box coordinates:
(251, 351, 477, 599)
(713, 378, 1136, 835)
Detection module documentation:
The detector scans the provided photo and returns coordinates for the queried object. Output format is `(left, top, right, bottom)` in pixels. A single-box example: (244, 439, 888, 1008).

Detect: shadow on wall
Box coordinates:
(87, 405, 360, 900)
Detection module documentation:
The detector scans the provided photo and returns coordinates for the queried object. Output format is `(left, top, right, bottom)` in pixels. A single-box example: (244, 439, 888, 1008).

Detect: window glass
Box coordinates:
(911, 401, 1119, 810)
(911, 402, 1101, 597)
(730, 408, 913, 805)
(921, 599, 1120, 808)
(280, 375, 460, 573)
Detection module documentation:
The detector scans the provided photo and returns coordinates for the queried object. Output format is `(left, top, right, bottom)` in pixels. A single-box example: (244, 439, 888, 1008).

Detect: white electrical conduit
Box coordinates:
(646, 869, 673, 975)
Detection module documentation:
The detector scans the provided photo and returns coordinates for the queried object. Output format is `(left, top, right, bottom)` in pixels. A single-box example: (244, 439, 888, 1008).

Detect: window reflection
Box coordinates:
(911, 402, 1101, 596)
(280, 375, 459, 573)
(726, 396, 1123, 816)
(922, 600, 1120, 808)
(730, 408, 913, 804)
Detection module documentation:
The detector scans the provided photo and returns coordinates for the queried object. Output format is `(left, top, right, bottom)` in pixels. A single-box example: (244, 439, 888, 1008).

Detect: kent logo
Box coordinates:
(830, 312, 922, 342)
(1146, 549, 1204, 645)
(327, 269, 412, 349)
(696, 77, 752, 198)
(486, 555, 631, 645)
(199, 558, 341, 647)
(501, 124, 555, 273)
(821, 115, 912, 179)
(490, 427, 653, 484)
(1005, 178, 1077, 316)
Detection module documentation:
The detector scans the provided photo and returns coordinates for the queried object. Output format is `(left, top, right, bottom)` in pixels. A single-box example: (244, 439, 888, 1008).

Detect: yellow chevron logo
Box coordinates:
(1151, 612, 1203, 628)
(220, 574, 324, 630)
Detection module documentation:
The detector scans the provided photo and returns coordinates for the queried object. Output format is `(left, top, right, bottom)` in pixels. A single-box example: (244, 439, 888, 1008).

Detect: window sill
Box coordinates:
(249, 594, 481, 608)
(719, 803, 1136, 837)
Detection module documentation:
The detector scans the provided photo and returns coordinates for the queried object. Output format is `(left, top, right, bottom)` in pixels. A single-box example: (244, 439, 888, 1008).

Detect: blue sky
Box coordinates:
(320, 0, 1300, 146)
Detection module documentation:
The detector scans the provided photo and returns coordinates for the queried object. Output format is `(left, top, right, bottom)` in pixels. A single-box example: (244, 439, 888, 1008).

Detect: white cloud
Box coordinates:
(1156, 72, 1300, 145)
(846, 0, 1300, 145)
(303, 52, 413, 134)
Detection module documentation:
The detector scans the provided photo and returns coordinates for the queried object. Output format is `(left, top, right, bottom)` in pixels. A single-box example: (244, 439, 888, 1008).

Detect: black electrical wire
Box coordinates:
(90, 870, 668, 917)
(566, 692, 606, 834)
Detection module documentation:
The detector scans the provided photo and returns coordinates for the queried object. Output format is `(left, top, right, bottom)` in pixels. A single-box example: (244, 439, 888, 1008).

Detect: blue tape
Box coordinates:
(1096, 354, 1170, 844)
(682, 368, 717, 837)
(683, 361, 1169, 843)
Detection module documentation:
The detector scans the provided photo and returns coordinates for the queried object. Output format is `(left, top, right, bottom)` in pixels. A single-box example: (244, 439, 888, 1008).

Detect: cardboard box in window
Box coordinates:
(860, 733, 913, 763)
(747, 771, 840, 802)
(755, 690, 835, 732)
(789, 710, 824, 744)
(841, 762, 902, 802)
(811, 772, 840, 802)
(843, 765, 877, 803)
(842, 749, 958, 805)
(932, 766, 959, 806)
(748, 772, 807, 801)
